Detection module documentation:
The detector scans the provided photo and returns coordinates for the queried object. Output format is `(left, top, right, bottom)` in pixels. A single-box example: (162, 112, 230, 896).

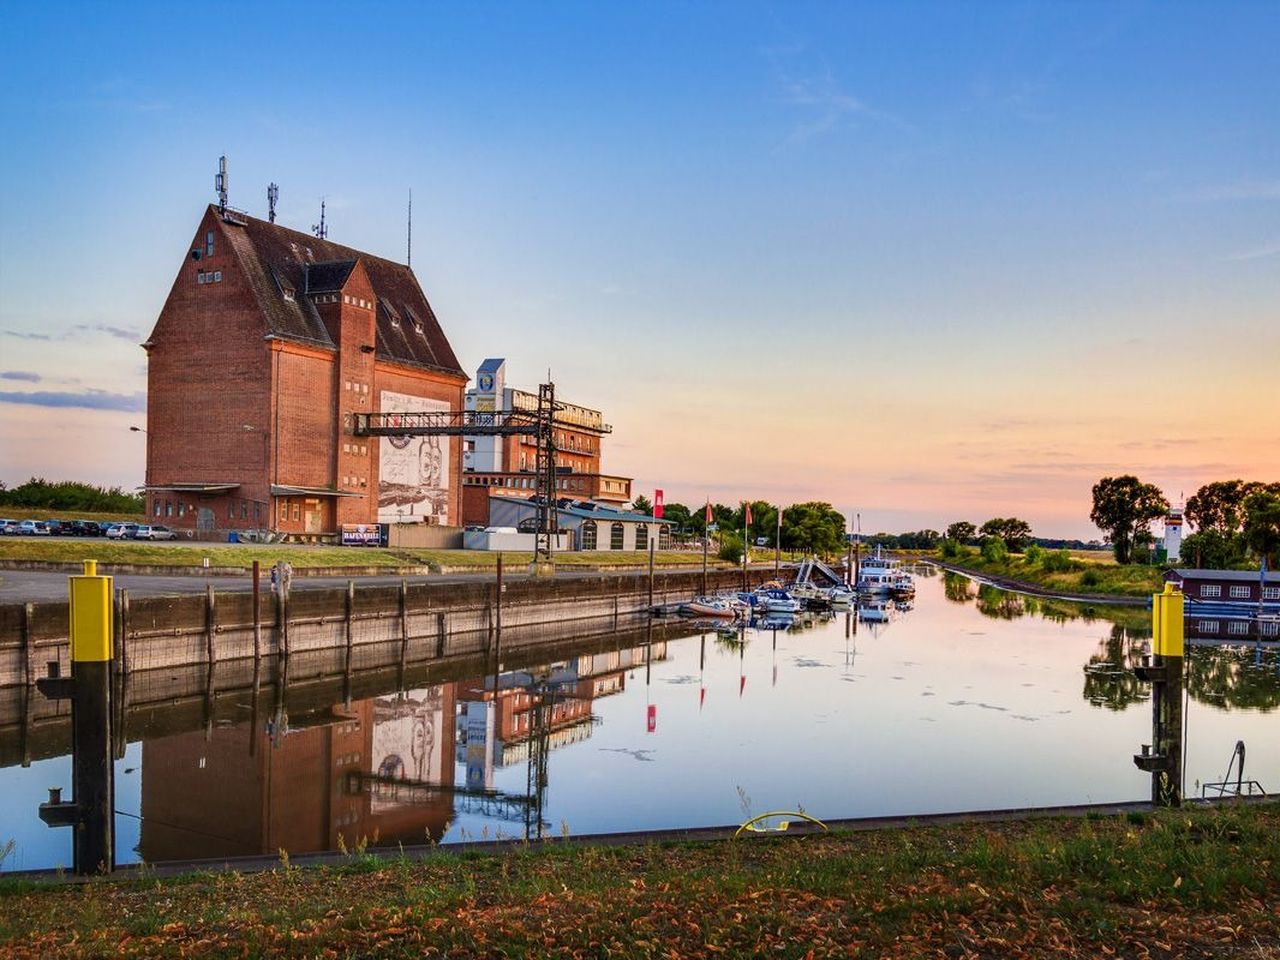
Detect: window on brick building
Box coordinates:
(292, 503, 300, 521)
(228, 501, 234, 520)
(165, 500, 172, 517)
(178, 503, 186, 517)
(154, 499, 161, 517)
(205, 231, 215, 257)
(241, 501, 248, 519)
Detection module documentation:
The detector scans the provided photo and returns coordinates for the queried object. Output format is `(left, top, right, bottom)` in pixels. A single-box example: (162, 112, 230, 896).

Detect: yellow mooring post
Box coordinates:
(37, 560, 115, 873)
(1133, 581, 1184, 806)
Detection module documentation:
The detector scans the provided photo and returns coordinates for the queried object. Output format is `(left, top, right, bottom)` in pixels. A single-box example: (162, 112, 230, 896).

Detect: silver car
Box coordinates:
(136, 524, 178, 541)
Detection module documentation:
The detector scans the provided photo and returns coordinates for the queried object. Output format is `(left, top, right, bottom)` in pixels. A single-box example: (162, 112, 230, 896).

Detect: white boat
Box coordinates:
(857, 547, 914, 597)
(679, 597, 740, 619)
(758, 588, 802, 614)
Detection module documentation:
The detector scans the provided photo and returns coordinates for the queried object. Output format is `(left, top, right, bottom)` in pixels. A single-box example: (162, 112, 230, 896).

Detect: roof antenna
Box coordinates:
(267, 182, 279, 224)
(406, 188, 412, 267)
(215, 155, 228, 214)
(312, 198, 328, 239)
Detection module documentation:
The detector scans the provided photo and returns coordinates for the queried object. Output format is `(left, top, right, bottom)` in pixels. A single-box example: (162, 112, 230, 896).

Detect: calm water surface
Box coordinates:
(2, 570, 1278, 871)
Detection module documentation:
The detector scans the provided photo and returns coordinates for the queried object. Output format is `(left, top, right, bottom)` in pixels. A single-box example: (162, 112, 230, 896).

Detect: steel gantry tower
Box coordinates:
(352, 382, 560, 564)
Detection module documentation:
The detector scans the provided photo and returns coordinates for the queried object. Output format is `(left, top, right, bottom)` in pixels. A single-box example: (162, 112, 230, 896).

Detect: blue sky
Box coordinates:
(1, 2, 1277, 537)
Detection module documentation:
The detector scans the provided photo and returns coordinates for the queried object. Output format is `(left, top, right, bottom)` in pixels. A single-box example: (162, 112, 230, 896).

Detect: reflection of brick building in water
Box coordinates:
(455, 644, 666, 782)
(139, 686, 456, 863)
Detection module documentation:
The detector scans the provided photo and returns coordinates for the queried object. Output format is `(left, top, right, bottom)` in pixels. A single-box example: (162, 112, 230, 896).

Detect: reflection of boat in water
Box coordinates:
(750, 613, 795, 631)
(858, 600, 893, 623)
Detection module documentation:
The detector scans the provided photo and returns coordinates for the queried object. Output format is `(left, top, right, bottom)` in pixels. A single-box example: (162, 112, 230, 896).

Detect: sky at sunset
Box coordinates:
(1, 2, 1276, 540)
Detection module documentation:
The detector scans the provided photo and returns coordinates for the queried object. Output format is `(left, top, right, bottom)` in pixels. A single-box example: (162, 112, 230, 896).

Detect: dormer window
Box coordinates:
(282, 286, 295, 303)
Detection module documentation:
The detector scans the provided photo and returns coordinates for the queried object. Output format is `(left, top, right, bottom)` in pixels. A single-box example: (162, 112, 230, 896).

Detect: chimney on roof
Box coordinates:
(215, 156, 228, 214)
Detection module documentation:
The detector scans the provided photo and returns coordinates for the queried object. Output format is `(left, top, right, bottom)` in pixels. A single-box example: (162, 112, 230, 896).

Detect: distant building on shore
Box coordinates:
(460, 359, 633, 526)
(141, 204, 467, 539)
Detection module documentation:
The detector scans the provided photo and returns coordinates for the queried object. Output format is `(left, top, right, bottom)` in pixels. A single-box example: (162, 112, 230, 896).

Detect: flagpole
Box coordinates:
(702, 499, 709, 596)
(774, 504, 781, 577)
(741, 501, 748, 591)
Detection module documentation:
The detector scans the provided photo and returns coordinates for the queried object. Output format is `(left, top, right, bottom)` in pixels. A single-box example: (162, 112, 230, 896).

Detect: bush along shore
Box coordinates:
(1, 802, 1278, 958)
(935, 544, 1164, 600)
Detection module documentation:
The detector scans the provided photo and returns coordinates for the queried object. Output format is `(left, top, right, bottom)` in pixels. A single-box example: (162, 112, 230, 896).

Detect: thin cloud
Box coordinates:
(1183, 180, 1280, 202)
(1, 329, 53, 341)
(0, 390, 146, 412)
(75, 323, 141, 341)
(1223, 240, 1280, 262)
(0, 371, 41, 382)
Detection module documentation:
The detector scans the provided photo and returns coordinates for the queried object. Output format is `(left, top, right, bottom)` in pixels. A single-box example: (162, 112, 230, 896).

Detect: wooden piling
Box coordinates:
(204, 584, 216, 667)
(252, 561, 261, 664)
(344, 580, 355, 678)
(436, 611, 446, 658)
(398, 579, 409, 670)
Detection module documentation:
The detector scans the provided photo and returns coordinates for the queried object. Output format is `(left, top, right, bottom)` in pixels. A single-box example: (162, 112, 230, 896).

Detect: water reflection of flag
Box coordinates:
(739, 674, 746, 696)
(647, 704, 656, 733)
(699, 687, 705, 709)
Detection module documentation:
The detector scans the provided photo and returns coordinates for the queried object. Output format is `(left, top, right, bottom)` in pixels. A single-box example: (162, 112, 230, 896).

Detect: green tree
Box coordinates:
(946, 521, 976, 544)
(978, 517, 1033, 552)
(1089, 475, 1169, 565)
(780, 502, 847, 556)
(629, 494, 653, 515)
(662, 502, 694, 538)
(1185, 480, 1269, 533)
(980, 535, 1009, 564)
(1242, 489, 1280, 567)
(1177, 529, 1244, 569)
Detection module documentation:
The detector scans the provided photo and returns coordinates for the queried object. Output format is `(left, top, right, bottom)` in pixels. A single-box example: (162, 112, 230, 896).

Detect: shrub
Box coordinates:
(940, 538, 961, 559)
(1042, 549, 1074, 573)
(1080, 569, 1100, 588)
(1024, 544, 1045, 566)
(718, 534, 743, 563)
(980, 536, 1009, 564)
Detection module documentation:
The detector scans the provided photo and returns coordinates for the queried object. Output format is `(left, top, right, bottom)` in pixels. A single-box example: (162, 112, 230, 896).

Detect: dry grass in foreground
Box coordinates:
(1, 802, 1277, 959)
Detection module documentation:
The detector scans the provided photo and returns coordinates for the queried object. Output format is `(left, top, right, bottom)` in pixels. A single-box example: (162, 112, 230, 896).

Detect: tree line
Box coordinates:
(0, 478, 144, 514)
(1089, 475, 1279, 568)
(645, 499, 849, 557)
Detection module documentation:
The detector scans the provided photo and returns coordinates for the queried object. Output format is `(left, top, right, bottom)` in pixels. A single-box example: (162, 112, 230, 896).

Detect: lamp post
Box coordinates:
(130, 426, 150, 510)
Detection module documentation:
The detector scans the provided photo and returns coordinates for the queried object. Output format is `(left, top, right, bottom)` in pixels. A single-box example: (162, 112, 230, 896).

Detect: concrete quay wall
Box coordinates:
(0, 568, 769, 689)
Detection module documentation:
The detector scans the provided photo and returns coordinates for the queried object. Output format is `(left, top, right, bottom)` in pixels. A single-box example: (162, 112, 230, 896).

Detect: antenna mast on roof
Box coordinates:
(312, 199, 328, 239)
(215, 156, 228, 214)
(407, 188, 412, 267)
(267, 182, 279, 224)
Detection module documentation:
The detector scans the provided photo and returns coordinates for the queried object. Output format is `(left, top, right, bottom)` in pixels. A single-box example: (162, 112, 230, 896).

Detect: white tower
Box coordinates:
(1164, 504, 1184, 563)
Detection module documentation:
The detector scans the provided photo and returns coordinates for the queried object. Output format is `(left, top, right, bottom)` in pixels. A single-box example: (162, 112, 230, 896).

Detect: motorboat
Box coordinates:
(679, 597, 740, 619)
(857, 547, 914, 597)
(757, 588, 802, 614)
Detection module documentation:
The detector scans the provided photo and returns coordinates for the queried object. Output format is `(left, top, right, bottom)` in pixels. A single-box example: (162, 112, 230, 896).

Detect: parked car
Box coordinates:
(135, 524, 177, 541)
(0, 519, 19, 535)
(105, 523, 139, 540)
(16, 520, 50, 536)
(44, 519, 67, 536)
(66, 519, 96, 536)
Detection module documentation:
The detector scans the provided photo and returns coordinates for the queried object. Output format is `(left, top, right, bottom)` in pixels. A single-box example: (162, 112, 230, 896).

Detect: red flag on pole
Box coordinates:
(745, 502, 752, 526)
(654, 489, 664, 518)
(705, 500, 712, 524)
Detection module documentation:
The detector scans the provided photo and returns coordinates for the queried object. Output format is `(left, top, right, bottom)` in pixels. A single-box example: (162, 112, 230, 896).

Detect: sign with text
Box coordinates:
(341, 523, 385, 547)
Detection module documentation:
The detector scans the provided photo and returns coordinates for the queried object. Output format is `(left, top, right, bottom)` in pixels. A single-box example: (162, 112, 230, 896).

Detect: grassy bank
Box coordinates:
(2, 802, 1277, 958)
(940, 546, 1165, 598)
(0, 539, 731, 571)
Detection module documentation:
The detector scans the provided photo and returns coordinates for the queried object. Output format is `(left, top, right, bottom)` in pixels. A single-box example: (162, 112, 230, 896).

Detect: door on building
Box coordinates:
(303, 499, 322, 534)
(197, 507, 215, 532)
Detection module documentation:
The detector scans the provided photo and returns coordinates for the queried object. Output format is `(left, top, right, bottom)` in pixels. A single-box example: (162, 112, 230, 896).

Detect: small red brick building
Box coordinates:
(142, 205, 467, 538)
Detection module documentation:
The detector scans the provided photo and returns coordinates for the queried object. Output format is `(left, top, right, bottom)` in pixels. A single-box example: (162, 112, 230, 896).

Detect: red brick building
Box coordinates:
(142, 205, 467, 537)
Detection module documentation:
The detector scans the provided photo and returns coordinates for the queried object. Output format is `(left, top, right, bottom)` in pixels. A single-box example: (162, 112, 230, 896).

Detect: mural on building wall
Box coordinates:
(378, 391, 450, 524)
(370, 686, 445, 812)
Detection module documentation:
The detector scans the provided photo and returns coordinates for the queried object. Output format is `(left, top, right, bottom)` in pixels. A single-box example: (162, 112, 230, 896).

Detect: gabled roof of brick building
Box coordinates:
(216, 206, 464, 377)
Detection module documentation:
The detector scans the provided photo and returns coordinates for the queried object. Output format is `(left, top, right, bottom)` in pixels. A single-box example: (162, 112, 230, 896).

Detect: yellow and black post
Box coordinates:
(1133, 582, 1184, 806)
(37, 560, 115, 873)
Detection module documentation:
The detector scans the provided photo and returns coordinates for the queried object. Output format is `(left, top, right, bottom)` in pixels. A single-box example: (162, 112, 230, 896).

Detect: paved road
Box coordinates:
(0, 565, 738, 604)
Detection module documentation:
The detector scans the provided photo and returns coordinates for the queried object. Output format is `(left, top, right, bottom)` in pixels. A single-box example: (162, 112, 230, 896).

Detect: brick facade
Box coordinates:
(143, 206, 467, 538)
